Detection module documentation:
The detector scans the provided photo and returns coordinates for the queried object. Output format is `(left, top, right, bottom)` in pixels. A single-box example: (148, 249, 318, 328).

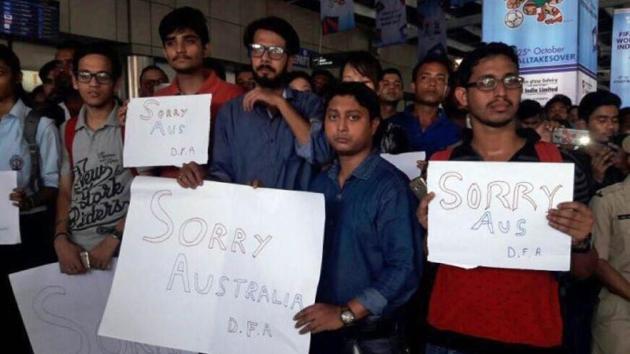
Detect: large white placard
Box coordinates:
(9, 261, 193, 354)
(380, 152, 426, 180)
(123, 94, 212, 167)
(99, 177, 325, 354)
(0, 170, 20, 244)
(427, 161, 574, 271)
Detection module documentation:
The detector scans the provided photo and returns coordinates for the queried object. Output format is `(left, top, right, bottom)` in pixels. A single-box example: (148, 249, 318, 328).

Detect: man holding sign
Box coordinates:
(418, 43, 594, 354)
(295, 83, 421, 353)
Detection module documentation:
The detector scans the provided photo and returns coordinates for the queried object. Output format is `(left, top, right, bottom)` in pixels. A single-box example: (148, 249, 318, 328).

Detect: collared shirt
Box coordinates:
(60, 104, 133, 250)
(386, 108, 461, 158)
(209, 87, 329, 191)
(591, 176, 630, 299)
(310, 153, 421, 316)
(155, 69, 244, 178)
(0, 99, 61, 214)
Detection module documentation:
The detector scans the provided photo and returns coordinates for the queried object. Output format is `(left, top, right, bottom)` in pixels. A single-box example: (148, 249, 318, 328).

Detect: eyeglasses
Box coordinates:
(75, 70, 114, 84)
(248, 43, 286, 60)
(464, 74, 524, 91)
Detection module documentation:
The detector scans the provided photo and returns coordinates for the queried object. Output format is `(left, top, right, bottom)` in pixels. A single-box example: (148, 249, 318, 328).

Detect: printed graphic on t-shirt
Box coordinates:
(69, 153, 129, 231)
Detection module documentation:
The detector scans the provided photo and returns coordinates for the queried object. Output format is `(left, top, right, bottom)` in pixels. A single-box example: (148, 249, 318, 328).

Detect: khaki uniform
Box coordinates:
(591, 177, 630, 354)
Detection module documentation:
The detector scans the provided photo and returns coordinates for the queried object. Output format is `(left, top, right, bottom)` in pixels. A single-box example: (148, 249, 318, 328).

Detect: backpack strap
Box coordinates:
(534, 141, 563, 163)
(64, 117, 79, 167)
(431, 148, 454, 161)
(23, 109, 42, 191)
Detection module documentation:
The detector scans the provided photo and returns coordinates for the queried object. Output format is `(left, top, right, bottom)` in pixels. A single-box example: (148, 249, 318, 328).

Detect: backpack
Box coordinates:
(431, 140, 563, 163)
(22, 109, 44, 191)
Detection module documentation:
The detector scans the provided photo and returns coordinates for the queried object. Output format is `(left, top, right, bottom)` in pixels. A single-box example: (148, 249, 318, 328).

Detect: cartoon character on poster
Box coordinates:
(504, 0, 564, 28)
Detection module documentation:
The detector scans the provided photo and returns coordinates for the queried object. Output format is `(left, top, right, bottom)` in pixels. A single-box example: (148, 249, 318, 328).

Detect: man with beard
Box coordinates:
(418, 42, 595, 354)
(545, 94, 572, 127)
(378, 68, 404, 120)
(178, 16, 328, 191)
(384, 55, 461, 158)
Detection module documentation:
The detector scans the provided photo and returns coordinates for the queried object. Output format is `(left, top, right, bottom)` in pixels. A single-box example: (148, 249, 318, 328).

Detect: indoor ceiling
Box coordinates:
(286, 0, 630, 88)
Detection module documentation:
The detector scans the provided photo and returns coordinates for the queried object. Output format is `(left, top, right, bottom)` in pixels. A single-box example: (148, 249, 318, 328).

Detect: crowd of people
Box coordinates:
(1, 5, 629, 354)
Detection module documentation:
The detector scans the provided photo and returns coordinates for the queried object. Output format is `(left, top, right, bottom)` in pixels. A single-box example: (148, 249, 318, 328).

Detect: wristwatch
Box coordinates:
(340, 307, 355, 326)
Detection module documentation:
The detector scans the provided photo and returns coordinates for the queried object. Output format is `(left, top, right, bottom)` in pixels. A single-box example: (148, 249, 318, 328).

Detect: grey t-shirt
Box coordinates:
(60, 104, 133, 250)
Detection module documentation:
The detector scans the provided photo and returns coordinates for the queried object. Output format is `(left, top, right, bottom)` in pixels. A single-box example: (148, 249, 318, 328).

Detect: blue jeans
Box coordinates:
(425, 343, 470, 354)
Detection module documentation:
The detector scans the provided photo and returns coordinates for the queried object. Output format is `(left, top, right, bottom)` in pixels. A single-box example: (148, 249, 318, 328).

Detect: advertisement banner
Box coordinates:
(417, 0, 447, 61)
(321, 0, 356, 35)
(610, 8, 630, 107)
(482, 0, 598, 104)
(375, 0, 407, 47)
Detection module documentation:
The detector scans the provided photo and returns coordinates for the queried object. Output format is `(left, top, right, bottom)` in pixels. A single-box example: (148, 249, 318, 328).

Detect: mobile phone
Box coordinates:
(409, 177, 428, 200)
(80, 251, 91, 270)
(551, 128, 591, 147)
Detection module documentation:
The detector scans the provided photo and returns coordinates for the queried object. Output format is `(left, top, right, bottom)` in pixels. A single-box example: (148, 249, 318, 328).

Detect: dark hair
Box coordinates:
(578, 90, 622, 122)
(326, 82, 381, 121)
(56, 40, 80, 52)
(517, 99, 542, 120)
(617, 107, 629, 121)
(0, 44, 25, 98)
(379, 68, 402, 83)
(545, 94, 572, 112)
(39, 60, 60, 82)
(139, 65, 167, 82)
(312, 69, 335, 81)
(159, 7, 209, 46)
(341, 51, 382, 88)
(456, 42, 519, 87)
(412, 54, 453, 83)
(73, 43, 123, 81)
(243, 16, 300, 56)
(288, 70, 311, 83)
(236, 65, 254, 76)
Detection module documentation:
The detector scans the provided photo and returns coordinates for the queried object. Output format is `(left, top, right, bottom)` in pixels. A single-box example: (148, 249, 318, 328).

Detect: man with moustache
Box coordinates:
(378, 68, 404, 120)
(178, 16, 329, 191)
(418, 42, 594, 354)
(384, 55, 461, 158)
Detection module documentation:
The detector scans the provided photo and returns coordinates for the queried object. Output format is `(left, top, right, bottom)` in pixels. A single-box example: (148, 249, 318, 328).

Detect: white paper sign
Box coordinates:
(99, 177, 325, 354)
(9, 261, 193, 354)
(380, 152, 426, 180)
(123, 94, 212, 167)
(0, 170, 20, 244)
(427, 161, 574, 271)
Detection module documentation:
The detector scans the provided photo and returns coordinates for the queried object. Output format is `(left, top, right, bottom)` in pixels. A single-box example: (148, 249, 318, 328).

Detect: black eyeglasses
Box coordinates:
(464, 74, 524, 91)
(75, 70, 114, 84)
(248, 43, 286, 60)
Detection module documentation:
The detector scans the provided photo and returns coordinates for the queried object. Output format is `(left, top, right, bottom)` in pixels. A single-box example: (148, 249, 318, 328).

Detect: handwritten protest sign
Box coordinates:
(381, 152, 426, 180)
(123, 94, 212, 167)
(427, 161, 574, 271)
(9, 261, 193, 354)
(0, 170, 20, 244)
(99, 177, 325, 354)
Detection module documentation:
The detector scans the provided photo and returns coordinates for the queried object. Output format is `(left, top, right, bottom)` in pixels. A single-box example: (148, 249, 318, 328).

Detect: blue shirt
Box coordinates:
(310, 153, 422, 316)
(0, 99, 61, 214)
(209, 88, 330, 191)
(388, 108, 461, 159)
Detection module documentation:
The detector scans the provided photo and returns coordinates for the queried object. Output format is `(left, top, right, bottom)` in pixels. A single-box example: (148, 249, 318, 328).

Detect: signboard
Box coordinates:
(321, 0, 356, 35)
(99, 177, 325, 354)
(123, 94, 211, 168)
(427, 161, 574, 271)
(375, 0, 407, 47)
(0, 170, 20, 245)
(482, 0, 598, 104)
(610, 8, 630, 107)
(9, 261, 193, 354)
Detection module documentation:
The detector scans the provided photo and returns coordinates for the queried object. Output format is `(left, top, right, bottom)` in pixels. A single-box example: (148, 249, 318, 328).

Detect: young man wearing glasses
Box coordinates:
(417, 42, 595, 354)
(178, 16, 329, 191)
(53, 44, 132, 275)
(381, 55, 461, 158)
